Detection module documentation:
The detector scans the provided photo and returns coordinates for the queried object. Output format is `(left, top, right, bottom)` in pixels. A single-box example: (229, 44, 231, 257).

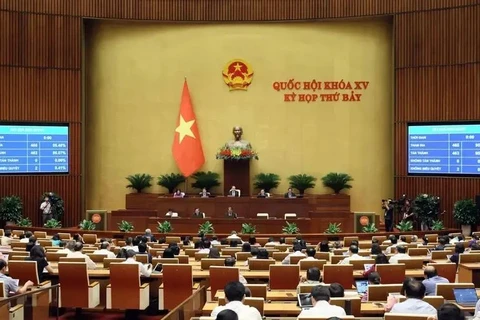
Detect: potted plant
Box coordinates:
(253, 173, 281, 193)
(288, 174, 316, 195)
(157, 221, 173, 233)
(321, 172, 353, 194)
(453, 199, 480, 236)
(118, 220, 134, 232)
(0, 195, 23, 226)
(396, 220, 413, 232)
(282, 222, 300, 234)
(44, 218, 62, 228)
(413, 194, 441, 230)
(17, 217, 32, 227)
(241, 223, 256, 234)
(198, 221, 215, 234)
(325, 222, 342, 234)
(41, 192, 65, 221)
(78, 219, 96, 230)
(125, 173, 153, 193)
(191, 171, 221, 192)
(362, 223, 378, 233)
(157, 173, 186, 194)
(431, 220, 445, 231)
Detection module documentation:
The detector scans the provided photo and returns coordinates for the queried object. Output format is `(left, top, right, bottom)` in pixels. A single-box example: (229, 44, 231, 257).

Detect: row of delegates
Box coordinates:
(166, 207, 239, 219)
(174, 185, 300, 198)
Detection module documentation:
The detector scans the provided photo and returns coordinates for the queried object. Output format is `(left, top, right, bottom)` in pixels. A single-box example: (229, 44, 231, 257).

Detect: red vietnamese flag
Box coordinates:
(172, 80, 205, 177)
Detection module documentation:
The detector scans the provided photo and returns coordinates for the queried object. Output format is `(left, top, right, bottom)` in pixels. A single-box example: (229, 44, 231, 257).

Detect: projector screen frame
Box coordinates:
(0, 121, 70, 176)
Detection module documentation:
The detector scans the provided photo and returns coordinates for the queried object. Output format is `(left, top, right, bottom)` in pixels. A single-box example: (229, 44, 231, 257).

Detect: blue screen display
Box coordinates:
(408, 123, 480, 175)
(0, 124, 69, 174)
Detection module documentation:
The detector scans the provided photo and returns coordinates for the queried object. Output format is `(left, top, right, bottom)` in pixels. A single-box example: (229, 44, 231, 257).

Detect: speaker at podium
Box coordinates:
(353, 212, 378, 233)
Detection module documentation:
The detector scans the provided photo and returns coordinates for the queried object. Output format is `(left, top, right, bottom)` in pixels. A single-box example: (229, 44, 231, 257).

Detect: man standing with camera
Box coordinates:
(383, 199, 394, 232)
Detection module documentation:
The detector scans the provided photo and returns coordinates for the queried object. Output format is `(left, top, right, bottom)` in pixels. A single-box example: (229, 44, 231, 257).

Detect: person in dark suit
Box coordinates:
(192, 208, 205, 218)
(383, 199, 394, 232)
(284, 188, 297, 198)
(225, 207, 238, 219)
(228, 186, 239, 197)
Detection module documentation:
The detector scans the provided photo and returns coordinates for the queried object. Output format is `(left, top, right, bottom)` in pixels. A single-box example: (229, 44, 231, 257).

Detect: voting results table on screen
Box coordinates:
(0, 125, 68, 173)
(409, 124, 480, 174)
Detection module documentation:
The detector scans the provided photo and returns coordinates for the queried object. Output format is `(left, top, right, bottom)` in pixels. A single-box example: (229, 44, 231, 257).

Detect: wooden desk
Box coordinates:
(458, 263, 480, 287)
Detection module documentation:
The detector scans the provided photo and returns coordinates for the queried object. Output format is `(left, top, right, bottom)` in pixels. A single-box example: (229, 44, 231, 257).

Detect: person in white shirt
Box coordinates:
(20, 231, 33, 243)
(389, 245, 411, 264)
(228, 185, 240, 197)
(67, 242, 97, 269)
(122, 237, 139, 252)
(93, 242, 116, 259)
(387, 278, 437, 315)
(198, 240, 211, 254)
(40, 196, 53, 223)
(211, 236, 220, 246)
(165, 208, 178, 218)
(227, 232, 242, 241)
(385, 235, 399, 254)
(0, 230, 12, 246)
(298, 267, 323, 292)
(211, 281, 262, 320)
(225, 257, 247, 285)
(300, 248, 317, 262)
(122, 249, 152, 277)
(56, 240, 74, 254)
(282, 243, 306, 265)
(298, 285, 347, 318)
(339, 245, 365, 264)
(264, 237, 278, 246)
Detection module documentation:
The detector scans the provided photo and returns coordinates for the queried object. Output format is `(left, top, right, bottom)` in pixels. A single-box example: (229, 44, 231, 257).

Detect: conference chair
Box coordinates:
(221, 247, 241, 257)
(246, 284, 268, 300)
(12, 230, 24, 237)
(9, 251, 28, 257)
(59, 257, 86, 263)
(33, 231, 47, 239)
(284, 213, 297, 219)
(265, 248, 280, 257)
(10, 242, 27, 250)
(0, 283, 24, 319)
(398, 258, 424, 269)
(425, 234, 438, 243)
(86, 253, 107, 263)
(330, 296, 361, 317)
(459, 253, 480, 264)
(431, 250, 450, 260)
(107, 263, 150, 310)
(58, 262, 100, 309)
(299, 259, 327, 271)
(149, 248, 163, 257)
(103, 258, 126, 268)
(9, 256, 28, 261)
(165, 236, 181, 243)
(0, 229, 3, 237)
(273, 244, 290, 252)
(46, 252, 68, 262)
(290, 255, 305, 264)
(272, 251, 289, 262)
(58, 232, 71, 240)
(201, 258, 225, 270)
(82, 234, 97, 244)
(174, 255, 189, 264)
(358, 250, 372, 257)
(427, 262, 456, 282)
(367, 284, 403, 301)
(372, 235, 387, 243)
(269, 265, 300, 290)
(331, 255, 347, 264)
(350, 258, 375, 270)
(435, 283, 474, 300)
(248, 258, 275, 271)
(256, 213, 269, 219)
(209, 266, 240, 301)
(153, 258, 179, 265)
(195, 252, 209, 261)
(256, 237, 269, 246)
(298, 283, 325, 294)
(185, 248, 199, 258)
(8, 260, 51, 287)
(297, 317, 355, 320)
(408, 248, 429, 256)
(38, 239, 52, 247)
(384, 314, 430, 320)
(375, 264, 406, 284)
(235, 252, 252, 261)
(343, 237, 359, 247)
(135, 254, 149, 264)
(159, 264, 197, 310)
(315, 252, 330, 260)
(323, 264, 354, 289)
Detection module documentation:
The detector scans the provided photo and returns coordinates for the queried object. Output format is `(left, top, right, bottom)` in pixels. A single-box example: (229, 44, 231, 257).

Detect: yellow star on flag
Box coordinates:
(175, 115, 196, 143)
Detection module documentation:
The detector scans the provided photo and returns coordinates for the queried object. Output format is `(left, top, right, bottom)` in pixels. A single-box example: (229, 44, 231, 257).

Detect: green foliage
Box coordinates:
(44, 218, 62, 228)
(413, 194, 441, 226)
(241, 223, 256, 234)
(41, 192, 65, 221)
(396, 220, 413, 231)
(118, 220, 134, 232)
(362, 223, 378, 233)
(191, 171, 221, 192)
(288, 174, 317, 194)
(431, 220, 445, 231)
(321, 172, 353, 194)
(282, 222, 300, 234)
(17, 217, 32, 227)
(157, 221, 173, 233)
(78, 219, 96, 230)
(325, 223, 342, 234)
(198, 221, 215, 234)
(126, 173, 153, 193)
(157, 173, 186, 193)
(453, 199, 480, 225)
(0, 195, 23, 223)
(253, 173, 281, 193)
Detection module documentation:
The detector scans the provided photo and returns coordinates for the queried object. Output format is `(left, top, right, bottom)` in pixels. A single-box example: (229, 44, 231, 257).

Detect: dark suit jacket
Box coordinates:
(192, 212, 204, 218)
(225, 212, 238, 219)
(284, 192, 296, 198)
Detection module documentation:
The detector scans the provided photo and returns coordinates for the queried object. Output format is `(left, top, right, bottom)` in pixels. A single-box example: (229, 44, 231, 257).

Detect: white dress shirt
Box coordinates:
(93, 249, 116, 259)
(122, 257, 152, 277)
(211, 240, 220, 245)
(56, 248, 71, 254)
(389, 298, 437, 315)
(123, 245, 139, 252)
(282, 251, 306, 265)
(339, 253, 365, 264)
(211, 300, 262, 320)
(265, 241, 279, 246)
(297, 300, 347, 318)
(198, 248, 210, 254)
(67, 251, 97, 269)
(389, 253, 411, 264)
(385, 244, 398, 254)
(19, 238, 30, 243)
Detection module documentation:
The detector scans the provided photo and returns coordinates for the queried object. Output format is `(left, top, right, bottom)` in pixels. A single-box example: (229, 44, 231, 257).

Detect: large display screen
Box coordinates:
(408, 123, 480, 175)
(0, 124, 69, 174)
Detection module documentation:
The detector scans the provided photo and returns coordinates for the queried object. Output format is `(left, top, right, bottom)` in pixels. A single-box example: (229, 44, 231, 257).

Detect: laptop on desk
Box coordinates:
(297, 293, 313, 309)
(454, 288, 478, 307)
(151, 263, 163, 274)
(355, 280, 368, 295)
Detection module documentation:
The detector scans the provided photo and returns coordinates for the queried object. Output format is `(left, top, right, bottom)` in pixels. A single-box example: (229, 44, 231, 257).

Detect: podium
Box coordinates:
(353, 212, 378, 233)
(223, 159, 250, 196)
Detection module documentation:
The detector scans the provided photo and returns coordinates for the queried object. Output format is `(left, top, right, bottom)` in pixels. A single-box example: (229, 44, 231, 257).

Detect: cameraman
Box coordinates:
(40, 196, 52, 223)
(383, 199, 394, 232)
